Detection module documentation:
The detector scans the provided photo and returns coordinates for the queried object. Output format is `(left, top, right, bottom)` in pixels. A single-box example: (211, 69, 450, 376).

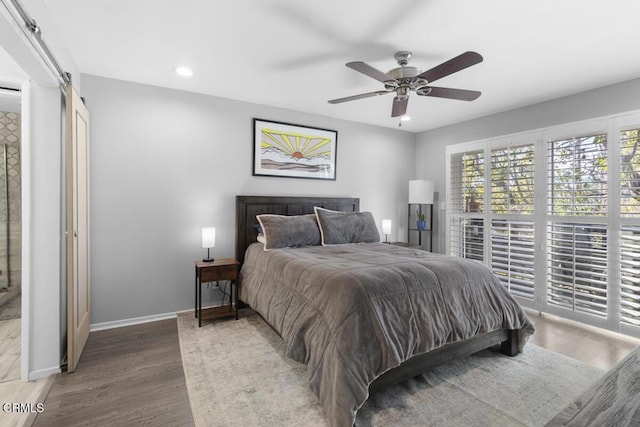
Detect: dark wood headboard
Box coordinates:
(235, 195, 360, 263)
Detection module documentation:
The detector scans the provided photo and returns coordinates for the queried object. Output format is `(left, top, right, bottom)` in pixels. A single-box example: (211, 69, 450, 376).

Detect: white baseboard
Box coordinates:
(28, 366, 61, 381)
(89, 305, 228, 332)
(90, 311, 177, 332)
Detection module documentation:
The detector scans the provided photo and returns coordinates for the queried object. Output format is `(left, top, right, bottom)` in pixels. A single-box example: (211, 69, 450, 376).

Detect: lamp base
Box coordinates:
(203, 247, 214, 263)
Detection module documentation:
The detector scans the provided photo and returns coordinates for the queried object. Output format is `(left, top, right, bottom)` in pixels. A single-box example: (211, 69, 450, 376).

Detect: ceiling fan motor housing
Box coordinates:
(387, 66, 423, 80)
(387, 52, 430, 94)
(385, 65, 429, 95)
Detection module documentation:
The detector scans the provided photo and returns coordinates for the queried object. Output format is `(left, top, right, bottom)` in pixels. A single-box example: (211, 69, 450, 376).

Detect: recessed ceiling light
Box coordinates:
(400, 116, 411, 121)
(174, 66, 193, 77)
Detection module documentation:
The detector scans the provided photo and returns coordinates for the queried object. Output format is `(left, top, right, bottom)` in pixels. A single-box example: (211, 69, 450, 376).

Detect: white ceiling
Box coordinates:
(35, 0, 640, 133)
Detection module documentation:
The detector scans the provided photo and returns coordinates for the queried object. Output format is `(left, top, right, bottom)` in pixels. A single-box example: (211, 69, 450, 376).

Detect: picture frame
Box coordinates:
(253, 118, 338, 180)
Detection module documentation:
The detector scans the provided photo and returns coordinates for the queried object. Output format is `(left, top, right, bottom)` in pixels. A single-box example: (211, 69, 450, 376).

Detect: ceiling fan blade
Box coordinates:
(416, 51, 483, 84)
(328, 90, 391, 104)
(418, 86, 481, 101)
(346, 61, 393, 83)
(391, 97, 408, 117)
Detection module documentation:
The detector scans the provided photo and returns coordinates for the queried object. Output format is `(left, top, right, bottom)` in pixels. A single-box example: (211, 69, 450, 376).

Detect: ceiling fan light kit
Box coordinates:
(329, 50, 483, 118)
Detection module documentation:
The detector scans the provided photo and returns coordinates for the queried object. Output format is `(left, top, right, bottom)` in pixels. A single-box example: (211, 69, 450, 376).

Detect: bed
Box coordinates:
(236, 195, 535, 427)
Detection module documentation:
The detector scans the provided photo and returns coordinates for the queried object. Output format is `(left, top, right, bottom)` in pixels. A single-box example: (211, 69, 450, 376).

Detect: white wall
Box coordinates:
(416, 77, 640, 254)
(21, 81, 63, 379)
(82, 74, 416, 325)
(1, 2, 70, 380)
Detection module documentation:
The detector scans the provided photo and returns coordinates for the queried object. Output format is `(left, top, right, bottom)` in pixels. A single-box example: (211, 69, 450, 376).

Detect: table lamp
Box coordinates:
(382, 219, 392, 243)
(201, 227, 216, 262)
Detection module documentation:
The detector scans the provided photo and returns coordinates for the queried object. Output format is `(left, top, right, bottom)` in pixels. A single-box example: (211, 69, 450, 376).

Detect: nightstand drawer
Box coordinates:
(200, 264, 237, 282)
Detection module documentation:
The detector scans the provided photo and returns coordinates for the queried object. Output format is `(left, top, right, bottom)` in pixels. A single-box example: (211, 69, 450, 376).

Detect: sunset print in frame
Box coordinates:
(253, 119, 337, 180)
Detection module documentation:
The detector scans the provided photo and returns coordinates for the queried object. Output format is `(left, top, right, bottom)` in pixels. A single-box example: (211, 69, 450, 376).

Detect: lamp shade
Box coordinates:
(201, 227, 216, 249)
(381, 219, 392, 235)
(409, 180, 434, 204)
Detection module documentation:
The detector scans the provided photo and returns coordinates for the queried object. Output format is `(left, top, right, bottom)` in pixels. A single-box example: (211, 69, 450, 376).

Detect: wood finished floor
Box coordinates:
(0, 318, 51, 427)
(526, 310, 640, 370)
(33, 319, 194, 427)
(30, 310, 640, 427)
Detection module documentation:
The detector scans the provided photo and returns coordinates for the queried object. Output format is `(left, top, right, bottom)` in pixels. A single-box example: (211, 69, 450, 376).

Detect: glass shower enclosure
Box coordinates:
(0, 111, 21, 320)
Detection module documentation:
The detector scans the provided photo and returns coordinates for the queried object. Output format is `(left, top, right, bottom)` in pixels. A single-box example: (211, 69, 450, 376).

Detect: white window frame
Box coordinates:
(445, 110, 640, 338)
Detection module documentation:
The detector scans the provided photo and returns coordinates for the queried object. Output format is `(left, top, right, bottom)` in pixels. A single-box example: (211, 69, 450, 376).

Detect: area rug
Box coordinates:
(177, 311, 603, 427)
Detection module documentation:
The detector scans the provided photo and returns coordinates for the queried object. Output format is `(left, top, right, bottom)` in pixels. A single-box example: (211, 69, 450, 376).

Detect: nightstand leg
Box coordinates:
(198, 277, 202, 327)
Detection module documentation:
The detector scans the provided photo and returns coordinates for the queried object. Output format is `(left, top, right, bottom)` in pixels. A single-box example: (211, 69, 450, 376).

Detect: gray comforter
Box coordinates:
(239, 242, 535, 427)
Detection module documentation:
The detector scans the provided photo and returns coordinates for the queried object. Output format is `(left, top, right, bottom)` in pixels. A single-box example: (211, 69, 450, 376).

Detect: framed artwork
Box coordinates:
(253, 118, 337, 180)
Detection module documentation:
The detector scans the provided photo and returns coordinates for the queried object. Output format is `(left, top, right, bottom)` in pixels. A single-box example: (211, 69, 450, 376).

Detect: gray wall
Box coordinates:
(82, 75, 416, 325)
(85, 73, 640, 325)
(416, 77, 640, 253)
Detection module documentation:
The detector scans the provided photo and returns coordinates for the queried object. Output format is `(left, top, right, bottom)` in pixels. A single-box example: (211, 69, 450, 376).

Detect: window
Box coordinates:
(621, 129, 640, 217)
(450, 217, 484, 261)
(620, 128, 640, 327)
(449, 144, 536, 288)
(491, 145, 535, 214)
(491, 220, 535, 299)
(489, 144, 536, 299)
(450, 150, 484, 214)
(547, 223, 608, 317)
(449, 150, 485, 261)
(447, 114, 640, 337)
(621, 226, 640, 326)
(547, 134, 608, 317)
(548, 134, 608, 216)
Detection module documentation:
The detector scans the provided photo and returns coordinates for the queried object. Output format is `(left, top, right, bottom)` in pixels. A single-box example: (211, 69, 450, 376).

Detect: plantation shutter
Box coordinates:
(447, 117, 640, 336)
(620, 128, 640, 327)
(547, 223, 608, 316)
(491, 220, 535, 299)
(620, 128, 640, 217)
(547, 134, 608, 216)
(620, 226, 640, 326)
(450, 150, 484, 214)
(450, 217, 484, 261)
(449, 150, 484, 261)
(490, 145, 535, 214)
(489, 144, 535, 299)
(547, 134, 608, 318)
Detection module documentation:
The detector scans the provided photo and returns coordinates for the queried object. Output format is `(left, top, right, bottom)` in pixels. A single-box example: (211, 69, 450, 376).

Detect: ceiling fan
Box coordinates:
(328, 51, 483, 117)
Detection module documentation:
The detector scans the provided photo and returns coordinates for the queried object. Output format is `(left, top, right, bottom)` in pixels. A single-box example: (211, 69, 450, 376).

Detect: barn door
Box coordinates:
(65, 86, 90, 372)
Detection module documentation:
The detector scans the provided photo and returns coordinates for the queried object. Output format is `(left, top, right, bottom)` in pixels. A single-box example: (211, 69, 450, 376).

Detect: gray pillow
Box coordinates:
(314, 207, 380, 245)
(256, 214, 321, 251)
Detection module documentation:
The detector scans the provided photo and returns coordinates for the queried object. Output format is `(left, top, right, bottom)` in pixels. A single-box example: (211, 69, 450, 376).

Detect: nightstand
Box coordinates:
(194, 258, 240, 327)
